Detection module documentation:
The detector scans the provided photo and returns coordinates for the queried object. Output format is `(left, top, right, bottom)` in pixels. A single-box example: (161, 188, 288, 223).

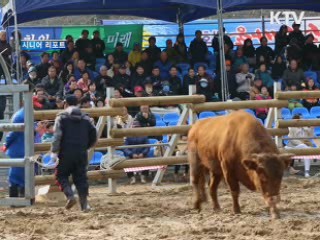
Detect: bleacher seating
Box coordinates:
(315, 127, 320, 137)
(168, 121, 178, 126)
(281, 108, 292, 119)
(244, 109, 256, 116)
(199, 111, 216, 119)
(156, 121, 166, 127)
(176, 63, 190, 74)
(292, 107, 311, 118)
(304, 71, 318, 83)
(163, 113, 180, 124)
(310, 106, 320, 118)
(154, 113, 162, 121)
(89, 151, 103, 165)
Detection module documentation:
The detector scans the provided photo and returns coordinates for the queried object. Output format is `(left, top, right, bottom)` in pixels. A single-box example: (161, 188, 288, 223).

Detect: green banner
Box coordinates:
(61, 25, 143, 54)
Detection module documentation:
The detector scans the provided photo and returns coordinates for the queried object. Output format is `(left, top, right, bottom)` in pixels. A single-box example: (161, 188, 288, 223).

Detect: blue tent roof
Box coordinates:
(166, 0, 320, 12)
(1, 0, 216, 26)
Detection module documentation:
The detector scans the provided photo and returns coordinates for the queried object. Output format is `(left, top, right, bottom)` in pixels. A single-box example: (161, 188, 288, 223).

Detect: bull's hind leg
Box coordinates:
(188, 146, 205, 211)
(209, 171, 222, 211)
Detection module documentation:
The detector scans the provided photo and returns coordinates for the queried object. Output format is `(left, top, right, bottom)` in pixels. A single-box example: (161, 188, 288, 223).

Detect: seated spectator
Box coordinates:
(144, 36, 162, 65)
(128, 86, 144, 116)
(128, 43, 142, 69)
(77, 71, 91, 93)
(23, 66, 41, 90)
(41, 66, 63, 101)
(36, 52, 51, 79)
(135, 105, 156, 127)
(150, 66, 162, 91)
(125, 61, 131, 76)
(96, 98, 104, 108)
(94, 65, 114, 96)
(105, 54, 115, 69)
(80, 96, 92, 108)
(113, 65, 132, 97)
(249, 77, 263, 100)
(285, 114, 314, 178)
(82, 44, 96, 71)
(61, 40, 76, 64)
(33, 89, 52, 110)
(107, 63, 120, 79)
(72, 88, 83, 103)
(59, 61, 74, 85)
(164, 39, 177, 63)
(74, 59, 94, 80)
(49, 51, 62, 69)
(75, 29, 91, 58)
(242, 38, 256, 67)
(130, 65, 146, 89)
(124, 120, 150, 184)
(71, 51, 80, 68)
(255, 86, 272, 121)
(233, 47, 248, 73)
(64, 74, 77, 95)
(274, 25, 289, 55)
(143, 77, 158, 97)
(302, 78, 319, 110)
(84, 82, 101, 106)
(235, 63, 255, 100)
(215, 60, 237, 100)
(154, 52, 172, 80)
(255, 37, 274, 68)
(41, 122, 54, 143)
(302, 34, 319, 71)
(182, 68, 196, 95)
(137, 51, 153, 76)
(113, 107, 133, 129)
(91, 30, 105, 58)
(282, 59, 305, 90)
(167, 66, 182, 95)
(287, 38, 303, 63)
(287, 85, 303, 110)
(271, 55, 286, 81)
(189, 30, 208, 65)
(112, 42, 128, 65)
(196, 65, 214, 102)
(174, 33, 188, 63)
(255, 63, 273, 89)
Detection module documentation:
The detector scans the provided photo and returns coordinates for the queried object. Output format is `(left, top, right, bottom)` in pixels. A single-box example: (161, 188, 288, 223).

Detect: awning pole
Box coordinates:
(177, 7, 184, 34)
(12, 0, 21, 83)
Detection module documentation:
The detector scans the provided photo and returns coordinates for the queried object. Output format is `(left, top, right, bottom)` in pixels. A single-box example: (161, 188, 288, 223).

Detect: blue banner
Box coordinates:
(21, 40, 66, 51)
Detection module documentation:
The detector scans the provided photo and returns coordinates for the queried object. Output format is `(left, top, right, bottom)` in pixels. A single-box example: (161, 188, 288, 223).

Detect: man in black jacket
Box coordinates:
(41, 66, 64, 100)
(36, 52, 51, 79)
(51, 95, 97, 212)
(189, 30, 208, 65)
(91, 30, 105, 58)
(289, 22, 305, 49)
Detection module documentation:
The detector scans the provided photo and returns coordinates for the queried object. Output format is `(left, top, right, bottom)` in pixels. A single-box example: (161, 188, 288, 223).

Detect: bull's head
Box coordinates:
(243, 153, 293, 219)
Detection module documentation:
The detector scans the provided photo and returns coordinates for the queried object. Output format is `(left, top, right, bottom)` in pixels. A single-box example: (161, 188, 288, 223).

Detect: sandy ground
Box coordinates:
(1, 177, 320, 240)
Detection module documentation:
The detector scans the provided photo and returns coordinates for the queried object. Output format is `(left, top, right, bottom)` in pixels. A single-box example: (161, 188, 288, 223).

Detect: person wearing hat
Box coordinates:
(123, 120, 150, 184)
(128, 42, 142, 68)
(75, 29, 91, 58)
(289, 22, 305, 49)
(51, 94, 97, 211)
(144, 36, 161, 65)
(23, 66, 41, 90)
(91, 30, 105, 58)
(112, 42, 128, 65)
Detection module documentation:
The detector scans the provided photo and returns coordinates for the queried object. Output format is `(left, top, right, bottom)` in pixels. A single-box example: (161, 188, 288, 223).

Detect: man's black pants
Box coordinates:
(55, 151, 88, 199)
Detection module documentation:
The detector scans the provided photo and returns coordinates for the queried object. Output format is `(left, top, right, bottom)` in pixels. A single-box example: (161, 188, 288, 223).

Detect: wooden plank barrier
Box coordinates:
(276, 91, 320, 100)
(193, 100, 288, 112)
(111, 125, 288, 138)
(277, 119, 320, 128)
(34, 107, 123, 120)
(109, 95, 206, 107)
(34, 138, 124, 153)
(280, 148, 320, 156)
(35, 169, 125, 185)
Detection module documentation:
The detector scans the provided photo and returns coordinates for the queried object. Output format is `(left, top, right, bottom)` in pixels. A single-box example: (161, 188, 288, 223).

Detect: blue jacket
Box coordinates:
(5, 108, 25, 187)
(124, 137, 150, 158)
(154, 60, 172, 80)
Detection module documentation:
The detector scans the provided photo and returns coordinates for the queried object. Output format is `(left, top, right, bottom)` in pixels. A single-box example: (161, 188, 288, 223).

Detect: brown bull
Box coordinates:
(188, 111, 292, 219)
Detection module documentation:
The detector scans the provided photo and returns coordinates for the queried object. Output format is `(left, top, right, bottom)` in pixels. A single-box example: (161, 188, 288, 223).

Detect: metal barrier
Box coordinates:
(0, 84, 35, 207)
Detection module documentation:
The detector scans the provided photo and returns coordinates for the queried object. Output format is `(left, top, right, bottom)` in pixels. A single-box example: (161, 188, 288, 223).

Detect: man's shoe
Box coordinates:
(130, 176, 136, 185)
(65, 198, 77, 210)
(141, 175, 147, 184)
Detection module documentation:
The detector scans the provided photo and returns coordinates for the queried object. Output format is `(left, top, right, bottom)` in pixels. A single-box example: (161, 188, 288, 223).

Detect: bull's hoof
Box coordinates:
(233, 208, 241, 215)
(193, 201, 202, 212)
(213, 206, 221, 212)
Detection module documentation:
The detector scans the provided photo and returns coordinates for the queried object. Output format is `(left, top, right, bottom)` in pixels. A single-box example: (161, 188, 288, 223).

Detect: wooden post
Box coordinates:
(277, 119, 320, 128)
(188, 85, 197, 125)
(106, 87, 117, 194)
(274, 82, 283, 148)
(276, 91, 320, 100)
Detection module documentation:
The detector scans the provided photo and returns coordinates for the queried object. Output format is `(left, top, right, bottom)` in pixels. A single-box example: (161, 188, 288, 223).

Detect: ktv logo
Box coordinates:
(270, 11, 305, 25)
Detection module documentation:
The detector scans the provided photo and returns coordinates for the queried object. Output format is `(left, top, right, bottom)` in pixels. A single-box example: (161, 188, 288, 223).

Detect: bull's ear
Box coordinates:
(279, 153, 294, 168)
(243, 159, 258, 170)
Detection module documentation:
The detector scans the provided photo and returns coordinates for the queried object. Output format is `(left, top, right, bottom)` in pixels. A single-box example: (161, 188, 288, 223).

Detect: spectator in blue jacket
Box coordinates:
(123, 120, 150, 184)
(154, 52, 172, 80)
(4, 108, 25, 198)
(74, 59, 94, 81)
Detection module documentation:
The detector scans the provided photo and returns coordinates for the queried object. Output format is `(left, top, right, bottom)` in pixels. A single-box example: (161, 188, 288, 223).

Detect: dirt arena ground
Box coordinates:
(1, 177, 320, 240)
